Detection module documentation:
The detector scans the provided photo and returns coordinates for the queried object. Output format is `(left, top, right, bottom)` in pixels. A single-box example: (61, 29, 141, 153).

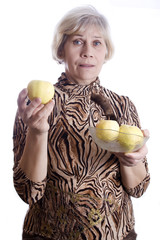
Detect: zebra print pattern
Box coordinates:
(13, 73, 150, 239)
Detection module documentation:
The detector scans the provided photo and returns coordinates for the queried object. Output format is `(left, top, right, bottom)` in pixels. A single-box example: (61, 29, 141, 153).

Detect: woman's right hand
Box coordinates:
(17, 88, 55, 134)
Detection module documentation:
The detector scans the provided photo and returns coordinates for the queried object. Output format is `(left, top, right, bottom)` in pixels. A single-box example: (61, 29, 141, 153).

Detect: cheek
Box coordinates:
(97, 54, 106, 65)
(65, 49, 77, 63)
(64, 53, 73, 67)
(99, 51, 106, 63)
(64, 56, 76, 71)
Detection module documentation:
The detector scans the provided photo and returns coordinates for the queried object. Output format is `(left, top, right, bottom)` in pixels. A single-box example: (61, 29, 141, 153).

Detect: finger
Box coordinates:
(118, 156, 136, 167)
(42, 100, 55, 115)
(28, 100, 55, 124)
(32, 103, 45, 115)
(17, 88, 28, 113)
(142, 129, 150, 137)
(114, 152, 133, 166)
(34, 100, 54, 120)
(23, 98, 42, 121)
(125, 144, 148, 160)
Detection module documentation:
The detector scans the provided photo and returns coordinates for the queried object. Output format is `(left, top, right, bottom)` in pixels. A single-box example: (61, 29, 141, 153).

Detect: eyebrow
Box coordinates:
(72, 34, 103, 39)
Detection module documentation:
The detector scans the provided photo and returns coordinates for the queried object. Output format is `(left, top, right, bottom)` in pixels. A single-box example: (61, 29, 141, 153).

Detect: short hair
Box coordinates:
(52, 5, 114, 64)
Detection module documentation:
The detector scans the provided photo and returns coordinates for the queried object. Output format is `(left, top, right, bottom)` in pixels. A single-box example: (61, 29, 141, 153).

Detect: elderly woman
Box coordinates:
(13, 6, 150, 240)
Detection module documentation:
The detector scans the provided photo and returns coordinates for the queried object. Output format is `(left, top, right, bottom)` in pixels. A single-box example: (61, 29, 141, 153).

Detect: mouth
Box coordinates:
(79, 64, 95, 68)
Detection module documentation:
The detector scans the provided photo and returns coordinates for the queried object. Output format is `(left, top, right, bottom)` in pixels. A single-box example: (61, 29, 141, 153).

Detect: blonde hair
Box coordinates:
(52, 5, 114, 64)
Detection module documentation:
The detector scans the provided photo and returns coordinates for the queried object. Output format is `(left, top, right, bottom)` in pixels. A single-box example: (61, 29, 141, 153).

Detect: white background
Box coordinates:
(0, 0, 160, 239)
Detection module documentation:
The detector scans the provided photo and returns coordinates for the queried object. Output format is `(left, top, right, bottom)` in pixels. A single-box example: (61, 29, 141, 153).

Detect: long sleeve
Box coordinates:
(13, 112, 47, 205)
(119, 97, 150, 198)
(124, 158, 150, 198)
(92, 87, 150, 198)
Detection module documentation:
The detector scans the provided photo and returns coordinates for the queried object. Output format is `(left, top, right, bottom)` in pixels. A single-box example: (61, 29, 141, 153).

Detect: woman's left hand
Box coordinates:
(114, 129, 149, 167)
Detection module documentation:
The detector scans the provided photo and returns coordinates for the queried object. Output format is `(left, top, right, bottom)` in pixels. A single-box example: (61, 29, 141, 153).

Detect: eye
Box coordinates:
(93, 41, 101, 46)
(73, 39, 83, 45)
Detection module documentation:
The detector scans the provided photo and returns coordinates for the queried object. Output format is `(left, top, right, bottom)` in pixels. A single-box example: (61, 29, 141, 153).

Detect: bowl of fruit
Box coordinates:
(89, 120, 149, 153)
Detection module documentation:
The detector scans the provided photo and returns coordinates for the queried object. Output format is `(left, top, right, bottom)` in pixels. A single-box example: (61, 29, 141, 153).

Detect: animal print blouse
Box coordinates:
(13, 73, 150, 240)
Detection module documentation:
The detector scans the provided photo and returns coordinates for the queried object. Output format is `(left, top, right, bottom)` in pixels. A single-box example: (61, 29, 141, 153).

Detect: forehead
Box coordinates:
(72, 25, 104, 38)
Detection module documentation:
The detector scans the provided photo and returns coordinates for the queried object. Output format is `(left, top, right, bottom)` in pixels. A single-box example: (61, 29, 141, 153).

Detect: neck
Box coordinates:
(65, 72, 98, 86)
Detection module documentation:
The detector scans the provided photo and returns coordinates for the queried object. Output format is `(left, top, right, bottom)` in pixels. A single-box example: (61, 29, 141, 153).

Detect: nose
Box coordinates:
(81, 44, 93, 58)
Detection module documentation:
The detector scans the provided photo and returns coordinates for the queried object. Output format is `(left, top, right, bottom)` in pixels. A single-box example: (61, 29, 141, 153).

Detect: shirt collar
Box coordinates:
(56, 72, 101, 95)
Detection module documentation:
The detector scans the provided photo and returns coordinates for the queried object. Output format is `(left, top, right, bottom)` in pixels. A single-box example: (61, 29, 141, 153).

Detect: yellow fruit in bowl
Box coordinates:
(118, 124, 143, 152)
(96, 120, 119, 142)
(27, 80, 54, 104)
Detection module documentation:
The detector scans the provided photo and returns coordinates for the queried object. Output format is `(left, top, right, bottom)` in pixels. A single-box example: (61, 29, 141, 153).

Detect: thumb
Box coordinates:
(142, 129, 150, 138)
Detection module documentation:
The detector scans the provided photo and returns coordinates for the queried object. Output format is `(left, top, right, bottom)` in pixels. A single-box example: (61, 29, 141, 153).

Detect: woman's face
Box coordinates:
(63, 25, 107, 85)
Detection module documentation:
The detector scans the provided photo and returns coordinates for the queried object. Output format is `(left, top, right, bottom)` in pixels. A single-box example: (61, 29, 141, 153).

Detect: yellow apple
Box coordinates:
(118, 124, 143, 152)
(96, 120, 119, 142)
(27, 80, 54, 104)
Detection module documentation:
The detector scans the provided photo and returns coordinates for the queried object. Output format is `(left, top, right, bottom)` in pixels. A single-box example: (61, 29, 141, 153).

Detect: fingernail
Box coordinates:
(124, 153, 131, 156)
(34, 98, 42, 104)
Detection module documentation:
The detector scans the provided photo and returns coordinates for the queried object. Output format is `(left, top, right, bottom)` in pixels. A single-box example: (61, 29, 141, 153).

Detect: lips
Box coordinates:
(79, 64, 94, 67)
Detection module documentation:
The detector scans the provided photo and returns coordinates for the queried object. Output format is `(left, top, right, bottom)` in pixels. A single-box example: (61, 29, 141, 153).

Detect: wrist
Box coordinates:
(28, 127, 49, 136)
(28, 126, 49, 135)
